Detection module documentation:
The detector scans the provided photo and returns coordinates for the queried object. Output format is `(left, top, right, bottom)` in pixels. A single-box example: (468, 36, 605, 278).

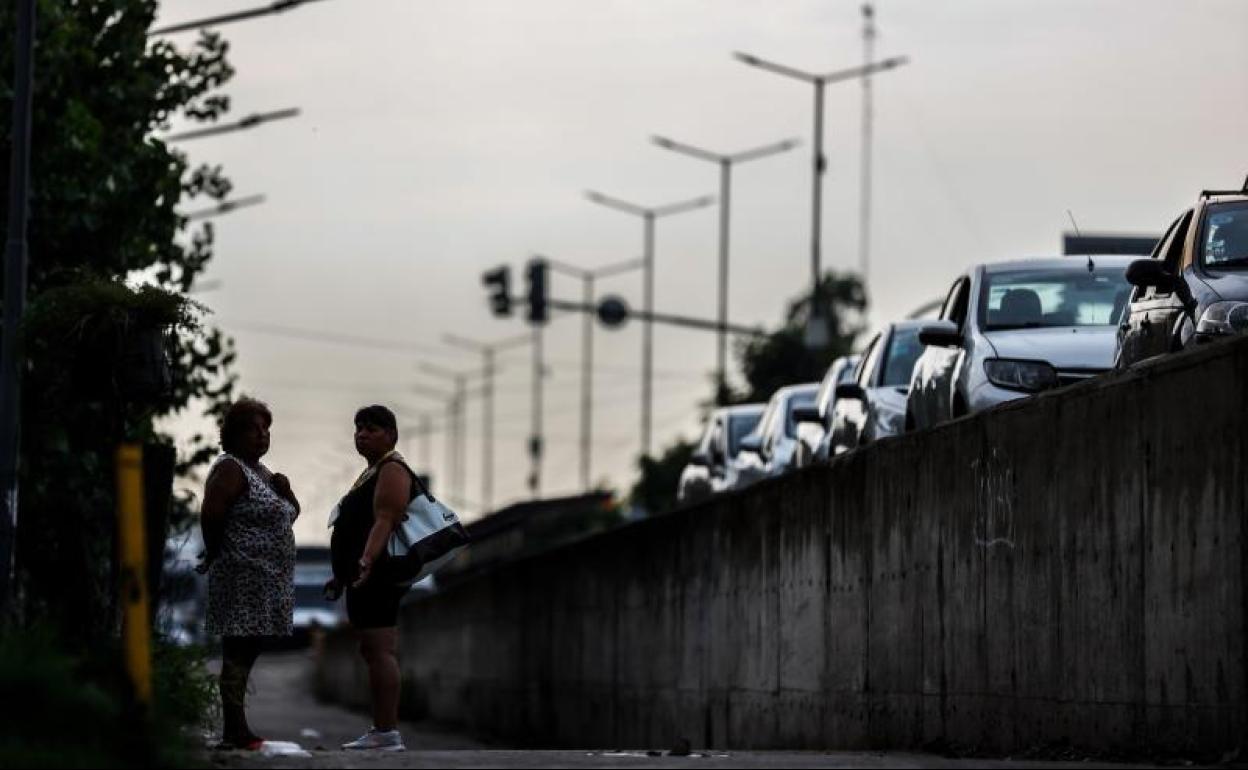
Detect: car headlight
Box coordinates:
(983, 358, 1058, 392)
(1196, 301, 1248, 337)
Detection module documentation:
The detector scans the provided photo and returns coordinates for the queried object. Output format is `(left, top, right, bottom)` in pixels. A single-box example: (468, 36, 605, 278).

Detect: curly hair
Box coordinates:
(219, 396, 273, 455)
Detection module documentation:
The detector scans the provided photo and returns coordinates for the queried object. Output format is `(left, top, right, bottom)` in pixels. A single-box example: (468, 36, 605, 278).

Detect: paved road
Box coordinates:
(203, 652, 1154, 769)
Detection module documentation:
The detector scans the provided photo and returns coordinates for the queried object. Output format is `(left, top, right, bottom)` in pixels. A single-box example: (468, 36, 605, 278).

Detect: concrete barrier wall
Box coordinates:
(316, 337, 1248, 755)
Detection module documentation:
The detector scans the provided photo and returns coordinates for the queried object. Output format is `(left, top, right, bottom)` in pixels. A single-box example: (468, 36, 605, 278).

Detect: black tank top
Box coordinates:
(330, 456, 417, 585)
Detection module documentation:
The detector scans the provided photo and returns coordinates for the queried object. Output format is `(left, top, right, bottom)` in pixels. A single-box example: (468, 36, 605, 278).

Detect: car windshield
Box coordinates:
(727, 411, 762, 455)
(979, 265, 1131, 331)
(880, 328, 924, 388)
(1202, 202, 1248, 268)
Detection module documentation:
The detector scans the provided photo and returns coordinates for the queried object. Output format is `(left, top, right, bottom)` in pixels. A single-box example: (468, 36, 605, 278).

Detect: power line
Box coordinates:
(221, 320, 479, 359)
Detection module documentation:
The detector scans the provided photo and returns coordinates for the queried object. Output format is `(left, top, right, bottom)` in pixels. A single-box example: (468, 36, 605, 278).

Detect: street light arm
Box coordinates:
(591, 258, 645, 279)
(149, 0, 326, 35)
(585, 190, 649, 218)
(818, 55, 910, 84)
(651, 135, 724, 164)
(184, 194, 266, 220)
(730, 137, 802, 164)
(164, 108, 300, 142)
(733, 51, 819, 83)
(652, 195, 716, 218)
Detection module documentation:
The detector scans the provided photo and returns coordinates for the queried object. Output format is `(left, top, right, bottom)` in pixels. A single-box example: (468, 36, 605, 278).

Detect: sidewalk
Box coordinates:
(204, 651, 1155, 769)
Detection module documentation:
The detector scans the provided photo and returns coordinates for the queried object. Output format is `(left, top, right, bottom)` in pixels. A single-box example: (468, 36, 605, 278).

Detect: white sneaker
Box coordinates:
(342, 728, 405, 752)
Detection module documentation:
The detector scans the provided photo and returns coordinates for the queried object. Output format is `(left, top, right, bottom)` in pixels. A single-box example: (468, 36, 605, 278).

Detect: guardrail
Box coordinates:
(316, 335, 1248, 757)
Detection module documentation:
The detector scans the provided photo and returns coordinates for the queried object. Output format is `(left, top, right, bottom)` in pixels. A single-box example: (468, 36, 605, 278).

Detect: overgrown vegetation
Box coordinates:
(0, 626, 217, 767)
(0, 0, 243, 761)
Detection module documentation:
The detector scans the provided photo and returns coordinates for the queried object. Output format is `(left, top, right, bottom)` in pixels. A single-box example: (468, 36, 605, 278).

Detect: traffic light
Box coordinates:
(481, 266, 512, 317)
(526, 258, 548, 324)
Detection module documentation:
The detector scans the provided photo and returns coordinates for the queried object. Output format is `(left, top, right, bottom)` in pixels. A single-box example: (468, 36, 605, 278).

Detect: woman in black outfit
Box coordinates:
(326, 405, 416, 753)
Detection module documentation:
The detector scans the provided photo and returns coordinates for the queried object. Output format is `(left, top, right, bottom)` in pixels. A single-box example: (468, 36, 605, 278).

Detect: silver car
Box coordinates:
(676, 403, 765, 503)
(906, 256, 1136, 431)
(828, 322, 927, 454)
(793, 354, 860, 466)
(733, 383, 819, 487)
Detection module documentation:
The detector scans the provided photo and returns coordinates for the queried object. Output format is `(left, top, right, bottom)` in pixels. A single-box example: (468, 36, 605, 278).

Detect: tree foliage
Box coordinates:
(0, 0, 238, 634)
(629, 438, 696, 517)
(630, 271, 867, 517)
(728, 270, 867, 404)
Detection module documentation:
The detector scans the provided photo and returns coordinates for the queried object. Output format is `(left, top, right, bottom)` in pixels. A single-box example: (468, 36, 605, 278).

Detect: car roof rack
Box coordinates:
(1199, 174, 1248, 198)
(1200, 189, 1246, 198)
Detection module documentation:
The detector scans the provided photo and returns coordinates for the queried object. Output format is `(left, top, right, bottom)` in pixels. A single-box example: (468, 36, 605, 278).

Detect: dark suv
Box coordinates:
(1116, 178, 1248, 367)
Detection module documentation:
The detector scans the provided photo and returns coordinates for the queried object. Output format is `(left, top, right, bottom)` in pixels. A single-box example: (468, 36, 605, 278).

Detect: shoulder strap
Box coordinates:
(383, 455, 434, 503)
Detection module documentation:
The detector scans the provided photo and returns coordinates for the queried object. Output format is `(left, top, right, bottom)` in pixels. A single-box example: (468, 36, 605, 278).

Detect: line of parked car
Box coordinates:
(678, 180, 1248, 502)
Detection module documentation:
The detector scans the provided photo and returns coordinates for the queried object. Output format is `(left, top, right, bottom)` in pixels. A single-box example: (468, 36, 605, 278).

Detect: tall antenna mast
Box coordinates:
(859, 4, 877, 295)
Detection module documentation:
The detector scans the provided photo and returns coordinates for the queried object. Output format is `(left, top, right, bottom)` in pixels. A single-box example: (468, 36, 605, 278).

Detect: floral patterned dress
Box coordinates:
(205, 454, 298, 637)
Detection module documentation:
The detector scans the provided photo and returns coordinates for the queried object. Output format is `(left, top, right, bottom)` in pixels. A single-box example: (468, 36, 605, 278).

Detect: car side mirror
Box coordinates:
(792, 406, 822, 424)
(1125, 259, 1179, 292)
(835, 383, 866, 401)
(739, 434, 762, 454)
(918, 320, 962, 348)
(689, 451, 709, 467)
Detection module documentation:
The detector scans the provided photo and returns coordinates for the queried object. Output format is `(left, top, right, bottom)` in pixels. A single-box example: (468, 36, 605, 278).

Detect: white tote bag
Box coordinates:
(328, 454, 470, 588)
(384, 462, 470, 587)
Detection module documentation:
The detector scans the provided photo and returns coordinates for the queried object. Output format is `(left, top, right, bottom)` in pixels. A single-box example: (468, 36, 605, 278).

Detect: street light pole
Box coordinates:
(651, 135, 799, 398)
(734, 51, 908, 345)
(584, 192, 714, 456)
(0, 0, 36, 621)
(419, 363, 479, 510)
(546, 257, 645, 491)
(409, 382, 453, 499)
(530, 325, 543, 498)
(443, 332, 530, 512)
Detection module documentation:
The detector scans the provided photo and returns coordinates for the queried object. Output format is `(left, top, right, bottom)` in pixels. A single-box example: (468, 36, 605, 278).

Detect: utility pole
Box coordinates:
(651, 136, 799, 398)
(734, 51, 908, 346)
(443, 332, 530, 512)
(545, 257, 644, 491)
(584, 192, 713, 456)
(0, 0, 36, 621)
(860, 3, 877, 290)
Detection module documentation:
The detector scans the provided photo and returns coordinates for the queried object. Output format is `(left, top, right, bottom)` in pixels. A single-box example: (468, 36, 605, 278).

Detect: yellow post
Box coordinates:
(116, 442, 152, 706)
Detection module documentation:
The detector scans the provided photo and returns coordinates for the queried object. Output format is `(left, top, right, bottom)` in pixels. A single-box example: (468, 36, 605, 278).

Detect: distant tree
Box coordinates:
(0, 1, 237, 635)
(629, 439, 696, 517)
(727, 271, 867, 404)
(629, 271, 866, 518)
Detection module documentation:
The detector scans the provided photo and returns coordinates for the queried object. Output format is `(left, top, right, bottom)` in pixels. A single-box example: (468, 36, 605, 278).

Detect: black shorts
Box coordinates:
(345, 582, 407, 630)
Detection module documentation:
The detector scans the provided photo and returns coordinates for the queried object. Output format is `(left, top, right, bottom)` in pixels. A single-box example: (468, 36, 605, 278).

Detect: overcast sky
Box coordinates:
(156, 0, 1248, 544)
